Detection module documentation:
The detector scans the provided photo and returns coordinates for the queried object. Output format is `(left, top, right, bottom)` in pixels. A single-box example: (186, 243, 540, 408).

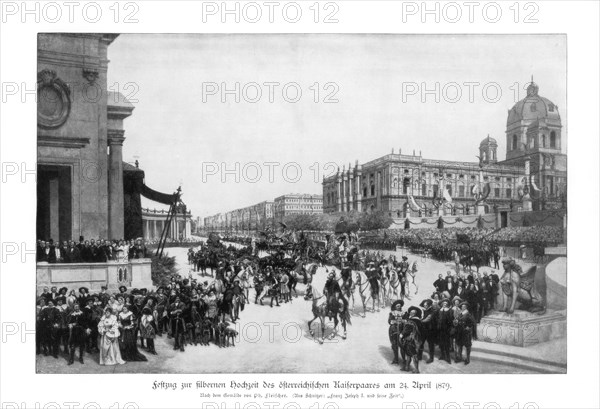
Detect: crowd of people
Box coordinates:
(37, 225, 545, 372)
(36, 237, 148, 263)
(383, 255, 502, 373)
(37, 285, 153, 366)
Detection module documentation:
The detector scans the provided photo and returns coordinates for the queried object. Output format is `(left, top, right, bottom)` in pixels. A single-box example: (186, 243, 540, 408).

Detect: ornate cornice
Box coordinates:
(38, 135, 90, 149)
(107, 129, 126, 146)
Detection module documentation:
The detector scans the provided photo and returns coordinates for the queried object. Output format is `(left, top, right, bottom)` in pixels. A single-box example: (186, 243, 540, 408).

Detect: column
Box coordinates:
(348, 172, 354, 211)
(336, 176, 342, 212)
(107, 129, 125, 240)
(185, 218, 191, 238)
(49, 177, 59, 240)
(341, 171, 347, 212)
(376, 172, 382, 210)
(355, 168, 362, 212)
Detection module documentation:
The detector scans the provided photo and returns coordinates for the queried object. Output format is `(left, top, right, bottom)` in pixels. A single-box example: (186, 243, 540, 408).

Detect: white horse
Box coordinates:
(388, 269, 401, 300)
(307, 266, 350, 342)
(354, 270, 380, 317)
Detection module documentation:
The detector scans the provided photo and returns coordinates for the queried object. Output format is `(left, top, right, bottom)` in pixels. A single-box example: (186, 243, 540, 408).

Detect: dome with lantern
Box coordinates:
(507, 80, 561, 126)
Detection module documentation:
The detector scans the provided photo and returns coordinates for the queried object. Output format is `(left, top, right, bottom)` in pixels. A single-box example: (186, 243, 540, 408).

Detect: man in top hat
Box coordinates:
(454, 301, 475, 365)
(399, 306, 423, 373)
(418, 298, 438, 364)
(388, 300, 404, 365)
(437, 298, 454, 364)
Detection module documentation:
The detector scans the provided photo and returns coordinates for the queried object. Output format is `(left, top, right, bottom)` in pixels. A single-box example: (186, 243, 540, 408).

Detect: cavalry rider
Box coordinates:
(388, 300, 404, 365)
(398, 256, 410, 278)
(366, 262, 380, 297)
(323, 271, 346, 318)
(340, 262, 353, 297)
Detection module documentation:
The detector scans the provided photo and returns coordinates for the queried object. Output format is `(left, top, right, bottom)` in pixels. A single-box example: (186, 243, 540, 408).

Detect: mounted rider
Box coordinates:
(323, 271, 346, 318)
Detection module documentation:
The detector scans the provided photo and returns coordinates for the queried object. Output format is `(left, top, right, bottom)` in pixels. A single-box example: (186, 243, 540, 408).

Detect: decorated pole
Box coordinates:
(522, 157, 533, 211)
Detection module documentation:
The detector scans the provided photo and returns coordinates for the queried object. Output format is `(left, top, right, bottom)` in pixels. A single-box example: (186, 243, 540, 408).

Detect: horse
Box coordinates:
(354, 270, 381, 317)
(388, 269, 401, 300)
(406, 261, 419, 295)
(307, 266, 350, 343)
(379, 270, 391, 305)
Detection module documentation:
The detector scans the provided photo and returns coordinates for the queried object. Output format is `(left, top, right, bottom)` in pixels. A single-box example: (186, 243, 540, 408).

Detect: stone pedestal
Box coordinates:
(476, 204, 486, 215)
(130, 259, 154, 289)
(478, 309, 566, 347)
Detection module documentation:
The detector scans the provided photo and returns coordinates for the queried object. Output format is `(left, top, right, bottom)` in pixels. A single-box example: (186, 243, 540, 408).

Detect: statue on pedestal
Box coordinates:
(499, 259, 545, 314)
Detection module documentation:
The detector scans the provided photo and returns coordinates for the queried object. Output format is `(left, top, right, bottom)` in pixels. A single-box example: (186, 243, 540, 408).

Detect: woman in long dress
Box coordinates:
(97, 308, 125, 365)
(118, 305, 147, 362)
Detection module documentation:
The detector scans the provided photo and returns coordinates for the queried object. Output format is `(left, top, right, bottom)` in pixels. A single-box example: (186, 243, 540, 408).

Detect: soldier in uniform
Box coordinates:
(388, 300, 404, 365)
(454, 301, 475, 365)
(418, 299, 437, 364)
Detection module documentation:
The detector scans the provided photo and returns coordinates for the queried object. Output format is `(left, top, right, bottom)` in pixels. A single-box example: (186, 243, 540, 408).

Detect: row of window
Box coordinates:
(511, 131, 557, 150)
(325, 185, 515, 203)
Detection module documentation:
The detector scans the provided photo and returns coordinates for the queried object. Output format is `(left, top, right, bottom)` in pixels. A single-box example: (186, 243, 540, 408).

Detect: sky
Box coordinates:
(107, 34, 567, 220)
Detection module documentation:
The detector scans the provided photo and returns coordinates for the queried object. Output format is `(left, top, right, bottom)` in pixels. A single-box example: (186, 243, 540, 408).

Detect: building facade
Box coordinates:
(37, 34, 132, 242)
(142, 206, 193, 241)
(323, 81, 566, 216)
(272, 194, 323, 221)
(204, 200, 274, 232)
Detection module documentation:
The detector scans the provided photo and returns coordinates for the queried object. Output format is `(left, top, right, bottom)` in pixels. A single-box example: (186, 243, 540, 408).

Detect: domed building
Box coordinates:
(322, 78, 567, 216)
(505, 80, 563, 161)
(501, 80, 567, 210)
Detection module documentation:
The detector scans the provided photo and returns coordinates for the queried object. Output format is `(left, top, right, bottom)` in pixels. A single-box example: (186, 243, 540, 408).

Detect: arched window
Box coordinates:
(541, 134, 546, 148)
(482, 151, 487, 161)
(550, 131, 557, 148)
(512, 134, 518, 150)
(370, 185, 375, 196)
(402, 178, 410, 194)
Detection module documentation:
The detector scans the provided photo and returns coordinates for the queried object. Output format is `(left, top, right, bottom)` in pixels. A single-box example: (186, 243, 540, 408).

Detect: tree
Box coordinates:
(359, 211, 393, 231)
(150, 253, 178, 287)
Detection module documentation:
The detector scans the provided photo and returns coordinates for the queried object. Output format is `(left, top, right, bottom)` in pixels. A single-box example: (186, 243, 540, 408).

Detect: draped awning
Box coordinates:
(140, 183, 178, 205)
